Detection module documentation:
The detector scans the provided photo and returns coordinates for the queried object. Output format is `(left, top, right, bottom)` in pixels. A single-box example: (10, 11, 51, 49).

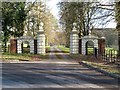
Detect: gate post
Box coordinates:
(70, 23, 79, 54)
(10, 39, 17, 53)
(37, 22, 46, 54)
(98, 38, 105, 55)
(17, 40, 22, 53)
(34, 39, 37, 54)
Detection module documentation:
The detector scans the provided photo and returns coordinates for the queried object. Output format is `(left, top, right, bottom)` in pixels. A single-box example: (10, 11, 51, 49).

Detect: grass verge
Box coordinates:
(1, 52, 50, 61)
(46, 46, 51, 53)
(57, 45, 70, 53)
(83, 61, 120, 76)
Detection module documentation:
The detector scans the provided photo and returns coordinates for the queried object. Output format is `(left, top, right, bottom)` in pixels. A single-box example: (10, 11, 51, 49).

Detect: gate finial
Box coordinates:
(39, 22, 44, 31)
(72, 22, 77, 32)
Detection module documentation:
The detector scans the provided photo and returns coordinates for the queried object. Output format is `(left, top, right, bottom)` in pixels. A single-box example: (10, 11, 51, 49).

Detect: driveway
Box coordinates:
(2, 46, 119, 90)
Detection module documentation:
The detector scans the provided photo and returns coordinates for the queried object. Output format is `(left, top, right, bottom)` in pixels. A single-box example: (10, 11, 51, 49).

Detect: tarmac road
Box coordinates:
(2, 46, 119, 90)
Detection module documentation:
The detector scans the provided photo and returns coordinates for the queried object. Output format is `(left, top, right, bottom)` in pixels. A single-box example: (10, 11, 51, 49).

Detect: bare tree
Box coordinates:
(115, 1, 120, 56)
(58, 1, 115, 47)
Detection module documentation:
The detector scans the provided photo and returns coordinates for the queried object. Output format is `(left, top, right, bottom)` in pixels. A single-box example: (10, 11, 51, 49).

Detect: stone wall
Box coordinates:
(17, 37, 34, 54)
(81, 35, 98, 55)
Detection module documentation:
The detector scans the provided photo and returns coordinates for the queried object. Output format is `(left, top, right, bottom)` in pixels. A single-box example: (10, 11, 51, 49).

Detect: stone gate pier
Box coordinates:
(10, 22, 46, 54)
(70, 22, 105, 55)
(37, 23, 46, 54)
(37, 31, 45, 54)
(70, 23, 79, 54)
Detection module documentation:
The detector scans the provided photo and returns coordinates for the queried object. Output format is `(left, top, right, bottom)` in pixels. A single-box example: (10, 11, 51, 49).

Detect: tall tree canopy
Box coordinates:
(2, 2, 27, 52)
(115, 1, 120, 55)
(25, 2, 58, 45)
(58, 2, 115, 47)
(2, 1, 58, 52)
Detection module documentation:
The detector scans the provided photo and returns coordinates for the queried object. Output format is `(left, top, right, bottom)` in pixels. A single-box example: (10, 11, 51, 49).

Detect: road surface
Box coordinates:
(2, 46, 119, 90)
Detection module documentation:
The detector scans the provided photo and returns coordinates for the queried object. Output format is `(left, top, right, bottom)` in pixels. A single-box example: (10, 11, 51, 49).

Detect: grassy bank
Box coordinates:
(1, 52, 50, 61)
(45, 46, 51, 53)
(1, 53, 32, 61)
(57, 45, 70, 53)
(83, 61, 120, 76)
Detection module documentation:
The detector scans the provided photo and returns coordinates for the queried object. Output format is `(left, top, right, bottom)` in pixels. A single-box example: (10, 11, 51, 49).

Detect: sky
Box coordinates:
(46, 0, 117, 28)
(46, 0, 60, 20)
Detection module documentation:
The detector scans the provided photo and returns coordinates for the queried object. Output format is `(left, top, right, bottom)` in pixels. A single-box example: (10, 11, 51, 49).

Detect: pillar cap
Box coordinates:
(37, 31, 44, 34)
(81, 35, 99, 39)
(101, 37, 105, 39)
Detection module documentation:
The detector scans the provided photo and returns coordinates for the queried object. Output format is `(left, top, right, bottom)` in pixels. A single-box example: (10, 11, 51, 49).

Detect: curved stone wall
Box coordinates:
(17, 37, 34, 54)
(81, 36, 98, 55)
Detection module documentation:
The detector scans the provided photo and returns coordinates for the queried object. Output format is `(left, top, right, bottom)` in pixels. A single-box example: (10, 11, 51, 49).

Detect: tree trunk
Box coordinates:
(115, 2, 120, 56)
(3, 27, 7, 52)
(117, 24, 120, 56)
(118, 31, 120, 56)
(4, 41, 7, 52)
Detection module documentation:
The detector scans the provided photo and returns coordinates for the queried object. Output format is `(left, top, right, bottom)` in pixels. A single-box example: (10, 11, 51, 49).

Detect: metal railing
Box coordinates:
(102, 50, 120, 64)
